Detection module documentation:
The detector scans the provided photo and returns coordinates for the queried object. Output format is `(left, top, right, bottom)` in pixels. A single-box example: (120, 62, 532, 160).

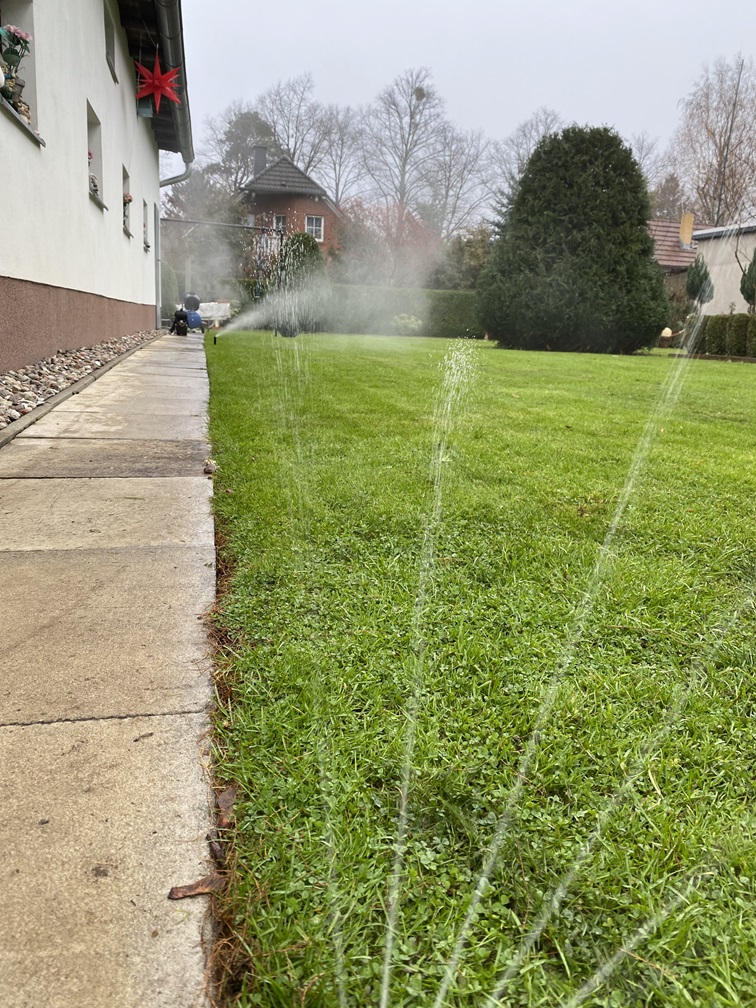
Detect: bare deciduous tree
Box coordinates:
(254, 73, 330, 175)
(418, 124, 492, 238)
(628, 131, 669, 192)
(201, 100, 281, 194)
(672, 55, 756, 226)
(360, 68, 446, 235)
(310, 104, 364, 206)
(490, 106, 564, 204)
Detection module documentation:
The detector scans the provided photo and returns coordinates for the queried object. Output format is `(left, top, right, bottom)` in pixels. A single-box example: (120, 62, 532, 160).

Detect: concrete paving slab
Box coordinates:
(27, 391, 208, 418)
(1, 546, 214, 724)
(113, 364, 209, 377)
(17, 410, 208, 440)
(0, 713, 212, 1008)
(0, 439, 210, 477)
(0, 477, 214, 550)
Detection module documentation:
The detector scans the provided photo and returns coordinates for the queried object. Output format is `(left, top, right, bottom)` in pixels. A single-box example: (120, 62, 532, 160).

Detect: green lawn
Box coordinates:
(206, 332, 756, 1008)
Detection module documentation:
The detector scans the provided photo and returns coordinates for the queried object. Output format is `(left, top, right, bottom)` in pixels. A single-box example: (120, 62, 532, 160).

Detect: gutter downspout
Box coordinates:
(160, 161, 192, 187)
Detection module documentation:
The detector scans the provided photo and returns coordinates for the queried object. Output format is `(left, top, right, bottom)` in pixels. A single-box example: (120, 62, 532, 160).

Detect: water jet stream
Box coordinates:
(432, 345, 708, 1008)
(554, 869, 716, 1008)
(485, 592, 754, 1004)
(379, 342, 477, 1008)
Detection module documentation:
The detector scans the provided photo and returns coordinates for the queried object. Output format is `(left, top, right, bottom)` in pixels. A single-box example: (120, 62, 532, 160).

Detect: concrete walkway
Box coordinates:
(0, 331, 215, 1007)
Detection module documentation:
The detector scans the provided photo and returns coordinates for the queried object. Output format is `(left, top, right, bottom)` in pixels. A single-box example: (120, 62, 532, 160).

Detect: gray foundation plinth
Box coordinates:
(0, 714, 212, 1008)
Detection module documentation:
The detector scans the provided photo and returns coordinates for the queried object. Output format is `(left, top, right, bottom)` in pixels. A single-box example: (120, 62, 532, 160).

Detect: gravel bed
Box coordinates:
(0, 330, 164, 431)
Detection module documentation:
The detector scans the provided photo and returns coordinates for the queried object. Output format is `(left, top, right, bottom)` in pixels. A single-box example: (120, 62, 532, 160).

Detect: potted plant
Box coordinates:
(0, 24, 31, 108)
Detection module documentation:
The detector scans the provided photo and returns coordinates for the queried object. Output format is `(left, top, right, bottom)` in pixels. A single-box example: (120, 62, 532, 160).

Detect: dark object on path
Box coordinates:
(169, 309, 188, 336)
(186, 309, 205, 332)
(168, 871, 226, 899)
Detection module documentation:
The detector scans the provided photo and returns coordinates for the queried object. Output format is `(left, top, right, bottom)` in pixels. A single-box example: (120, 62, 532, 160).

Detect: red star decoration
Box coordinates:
(135, 54, 180, 114)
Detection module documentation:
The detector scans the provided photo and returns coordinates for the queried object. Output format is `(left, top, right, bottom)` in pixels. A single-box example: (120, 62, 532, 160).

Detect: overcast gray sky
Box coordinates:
(179, 0, 754, 158)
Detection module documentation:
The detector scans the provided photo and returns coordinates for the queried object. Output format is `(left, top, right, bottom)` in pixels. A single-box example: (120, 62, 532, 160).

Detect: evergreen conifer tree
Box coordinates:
(477, 126, 669, 353)
(740, 251, 756, 313)
(686, 255, 714, 306)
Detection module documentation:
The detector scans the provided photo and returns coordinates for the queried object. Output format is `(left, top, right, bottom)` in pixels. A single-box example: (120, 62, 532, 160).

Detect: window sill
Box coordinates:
(123, 226, 133, 237)
(89, 190, 108, 211)
(106, 53, 118, 84)
(143, 242, 151, 252)
(0, 95, 45, 145)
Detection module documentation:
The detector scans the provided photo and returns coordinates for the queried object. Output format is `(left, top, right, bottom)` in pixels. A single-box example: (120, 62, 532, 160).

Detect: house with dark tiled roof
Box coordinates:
(647, 215, 698, 319)
(241, 146, 340, 256)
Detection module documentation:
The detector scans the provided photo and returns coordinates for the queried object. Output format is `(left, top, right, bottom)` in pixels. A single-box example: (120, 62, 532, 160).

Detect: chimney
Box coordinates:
(253, 145, 267, 177)
(679, 212, 694, 248)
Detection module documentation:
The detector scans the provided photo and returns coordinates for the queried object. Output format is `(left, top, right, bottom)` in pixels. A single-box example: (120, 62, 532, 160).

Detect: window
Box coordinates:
(305, 215, 323, 242)
(104, 2, 118, 82)
(87, 102, 106, 208)
(274, 214, 287, 231)
(0, 0, 38, 134)
(122, 167, 131, 233)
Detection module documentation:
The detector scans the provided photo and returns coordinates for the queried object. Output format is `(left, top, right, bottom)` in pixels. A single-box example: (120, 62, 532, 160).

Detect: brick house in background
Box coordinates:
(241, 146, 340, 257)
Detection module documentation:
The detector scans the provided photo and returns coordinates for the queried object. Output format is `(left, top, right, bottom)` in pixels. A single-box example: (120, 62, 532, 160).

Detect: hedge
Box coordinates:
(704, 315, 729, 355)
(726, 314, 750, 357)
(703, 314, 756, 356)
(747, 316, 756, 358)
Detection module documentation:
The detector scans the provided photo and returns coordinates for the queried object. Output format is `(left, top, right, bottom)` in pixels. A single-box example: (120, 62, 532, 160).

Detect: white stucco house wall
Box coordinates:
(0, 0, 193, 371)
(693, 223, 756, 316)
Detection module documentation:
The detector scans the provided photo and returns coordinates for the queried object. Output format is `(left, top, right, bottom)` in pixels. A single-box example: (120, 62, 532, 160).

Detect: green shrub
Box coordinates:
(726, 314, 750, 357)
(746, 316, 756, 358)
(391, 314, 423, 336)
(704, 315, 728, 355)
(477, 126, 669, 353)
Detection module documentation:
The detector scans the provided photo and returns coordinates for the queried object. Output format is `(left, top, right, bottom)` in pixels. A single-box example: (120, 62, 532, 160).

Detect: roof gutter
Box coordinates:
(153, 0, 194, 169)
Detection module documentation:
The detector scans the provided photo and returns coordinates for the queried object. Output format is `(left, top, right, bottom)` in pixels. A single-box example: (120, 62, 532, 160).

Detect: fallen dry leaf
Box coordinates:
(216, 786, 237, 830)
(167, 871, 226, 899)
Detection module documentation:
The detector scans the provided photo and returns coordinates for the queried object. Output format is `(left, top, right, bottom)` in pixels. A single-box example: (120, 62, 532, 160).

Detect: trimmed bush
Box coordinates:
(477, 126, 669, 353)
(746, 316, 756, 358)
(726, 314, 750, 357)
(704, 315, 728, 355)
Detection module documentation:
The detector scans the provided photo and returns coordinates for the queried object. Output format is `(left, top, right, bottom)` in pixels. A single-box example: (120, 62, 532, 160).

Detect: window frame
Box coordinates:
(305, 215, 324, 242)
(104, 2, 118, 83)
(0, 0, 42, 140)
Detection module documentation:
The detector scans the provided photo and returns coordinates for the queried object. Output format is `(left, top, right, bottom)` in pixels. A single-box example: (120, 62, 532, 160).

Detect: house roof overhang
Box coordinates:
(693, 221, 756, 241)
(116, 0, 194, 163)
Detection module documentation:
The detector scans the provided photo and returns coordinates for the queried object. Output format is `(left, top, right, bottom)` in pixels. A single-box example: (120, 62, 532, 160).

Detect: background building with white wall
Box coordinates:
(0, 0, 193, 371)
(693, 223, 756, 316)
